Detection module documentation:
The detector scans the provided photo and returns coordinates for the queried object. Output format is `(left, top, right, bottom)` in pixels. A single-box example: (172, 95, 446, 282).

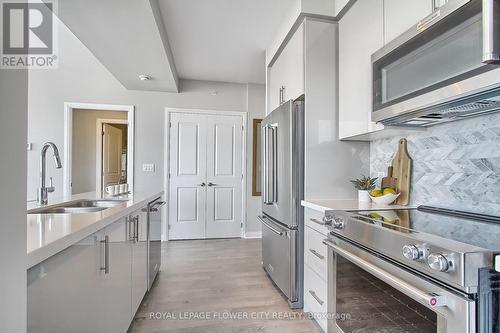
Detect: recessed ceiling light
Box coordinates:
(138, 74, 152, 81)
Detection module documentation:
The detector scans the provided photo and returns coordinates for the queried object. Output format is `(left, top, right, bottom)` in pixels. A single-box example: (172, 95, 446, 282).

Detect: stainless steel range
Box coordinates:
(323, 206, 500, 333)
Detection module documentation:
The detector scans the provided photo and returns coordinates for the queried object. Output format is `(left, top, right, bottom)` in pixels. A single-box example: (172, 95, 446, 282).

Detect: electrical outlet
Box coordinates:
(142, 163, 155, 172)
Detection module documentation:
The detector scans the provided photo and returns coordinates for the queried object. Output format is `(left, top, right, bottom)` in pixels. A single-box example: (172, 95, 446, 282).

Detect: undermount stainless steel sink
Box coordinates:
(28, 199, 128, 214)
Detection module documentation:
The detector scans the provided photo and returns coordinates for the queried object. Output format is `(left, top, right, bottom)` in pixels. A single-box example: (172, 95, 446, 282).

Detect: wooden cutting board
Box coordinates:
(391, 138, 412, 206)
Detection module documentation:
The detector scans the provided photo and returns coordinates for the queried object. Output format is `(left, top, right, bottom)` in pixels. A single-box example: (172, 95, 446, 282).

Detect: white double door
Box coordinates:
(169, 112, 243, 240)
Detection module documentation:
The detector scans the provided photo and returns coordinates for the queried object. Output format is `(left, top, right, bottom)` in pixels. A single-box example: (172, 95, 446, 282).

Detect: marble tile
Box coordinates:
(370, 114, 500, 216)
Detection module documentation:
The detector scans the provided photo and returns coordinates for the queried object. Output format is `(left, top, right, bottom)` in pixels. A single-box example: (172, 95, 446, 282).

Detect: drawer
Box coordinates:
(304, 208, 329, 236)
(304, 226, 328, 281)
(304, 265, 328, 332)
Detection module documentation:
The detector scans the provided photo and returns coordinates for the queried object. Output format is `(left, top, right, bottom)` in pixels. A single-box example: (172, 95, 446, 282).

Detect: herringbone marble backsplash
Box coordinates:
(370, 113, 500, 215)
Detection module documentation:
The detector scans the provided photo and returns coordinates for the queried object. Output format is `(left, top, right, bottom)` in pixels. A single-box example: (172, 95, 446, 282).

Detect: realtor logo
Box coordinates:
(1, 0, 58, 68)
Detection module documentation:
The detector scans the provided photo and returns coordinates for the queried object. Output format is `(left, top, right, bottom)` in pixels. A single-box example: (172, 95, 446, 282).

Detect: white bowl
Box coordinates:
(368, 193, 400, 205)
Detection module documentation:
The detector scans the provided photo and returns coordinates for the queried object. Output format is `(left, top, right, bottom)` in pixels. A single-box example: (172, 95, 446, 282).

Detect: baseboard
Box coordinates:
(243, 231, 262, 239)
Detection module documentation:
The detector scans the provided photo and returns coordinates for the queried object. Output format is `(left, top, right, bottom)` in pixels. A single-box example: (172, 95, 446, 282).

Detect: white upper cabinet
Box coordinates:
(268, 23, 304, 114)
(339, 0, 385, 139)
(383, 0, 433, 44)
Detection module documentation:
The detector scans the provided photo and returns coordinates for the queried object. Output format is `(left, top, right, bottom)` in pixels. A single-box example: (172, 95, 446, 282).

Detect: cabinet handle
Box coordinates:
(128, 217, 134, 241)
(309, 217, 331, 226)
(309, 248, 325, 260)
(279, 87, 283, 105)
(281, 86, 286, 103)
(100, 235, 110, 274)
(134, 216, 139, 242)
(309, 290, 324, 306)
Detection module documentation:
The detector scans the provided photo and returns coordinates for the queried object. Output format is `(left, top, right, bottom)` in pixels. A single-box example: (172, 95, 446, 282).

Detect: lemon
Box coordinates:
(383, 188, 397, 195)
(369, 189, 383, 197)
(368, 213, 382, 219)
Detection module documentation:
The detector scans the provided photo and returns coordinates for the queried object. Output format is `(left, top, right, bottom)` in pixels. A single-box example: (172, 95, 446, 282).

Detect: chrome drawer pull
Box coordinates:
(309, 290, 324, 306)
(309, 249, 325, 260)
(309, 217, 331, 226)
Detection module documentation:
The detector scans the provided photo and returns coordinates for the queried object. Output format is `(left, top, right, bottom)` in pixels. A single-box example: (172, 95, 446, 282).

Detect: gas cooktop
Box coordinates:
(325, 206, 500, 293)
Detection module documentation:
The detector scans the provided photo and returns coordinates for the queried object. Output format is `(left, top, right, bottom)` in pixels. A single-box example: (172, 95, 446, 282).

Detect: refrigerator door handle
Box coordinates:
(263, 125, 269, 204)
(258, 215, 283, 235)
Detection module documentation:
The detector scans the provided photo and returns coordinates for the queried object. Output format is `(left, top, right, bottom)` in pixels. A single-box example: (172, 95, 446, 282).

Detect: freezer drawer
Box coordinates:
(260, 215, 298, 304)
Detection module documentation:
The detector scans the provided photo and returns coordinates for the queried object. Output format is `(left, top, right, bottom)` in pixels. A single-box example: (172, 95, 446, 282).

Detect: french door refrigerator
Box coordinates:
(259, 98, 304, 309)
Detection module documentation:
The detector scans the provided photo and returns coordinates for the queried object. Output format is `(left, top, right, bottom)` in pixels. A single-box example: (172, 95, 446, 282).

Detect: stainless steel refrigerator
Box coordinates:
(259, 98, 304, 309)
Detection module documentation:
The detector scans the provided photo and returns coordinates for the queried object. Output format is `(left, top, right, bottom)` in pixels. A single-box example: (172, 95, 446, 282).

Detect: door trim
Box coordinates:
(164, 107, 248, 241)
(63, 102, 135, 197)
(95, 118, 128, 194)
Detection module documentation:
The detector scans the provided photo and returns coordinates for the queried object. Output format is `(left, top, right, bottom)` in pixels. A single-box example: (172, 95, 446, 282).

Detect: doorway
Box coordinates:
(166, 110, 246, 240)
(64, 103, 134, 196)
(97, 120, 128, 193)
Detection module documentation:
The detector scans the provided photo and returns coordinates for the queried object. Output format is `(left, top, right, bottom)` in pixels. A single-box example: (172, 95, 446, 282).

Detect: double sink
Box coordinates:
(28, 199, 128, 214)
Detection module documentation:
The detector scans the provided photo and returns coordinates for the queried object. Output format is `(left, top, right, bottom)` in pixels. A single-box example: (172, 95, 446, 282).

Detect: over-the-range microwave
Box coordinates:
(372, 0, 500, 127)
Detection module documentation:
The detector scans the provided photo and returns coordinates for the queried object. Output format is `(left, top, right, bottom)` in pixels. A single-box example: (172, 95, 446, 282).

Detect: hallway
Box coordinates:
(129, 239, 320, 333)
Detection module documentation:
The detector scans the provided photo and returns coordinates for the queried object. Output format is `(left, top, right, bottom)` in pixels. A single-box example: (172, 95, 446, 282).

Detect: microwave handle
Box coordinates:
(483, 0, 500, 63)
(323, 240, 447, 308)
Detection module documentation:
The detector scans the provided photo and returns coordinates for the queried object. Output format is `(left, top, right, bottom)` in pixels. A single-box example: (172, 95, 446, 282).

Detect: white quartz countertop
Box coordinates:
(301, 199, 415, 214)
(27, 191, 163, 269)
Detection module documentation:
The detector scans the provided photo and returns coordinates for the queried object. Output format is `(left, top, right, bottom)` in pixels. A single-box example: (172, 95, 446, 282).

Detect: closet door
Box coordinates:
(205, 115, 243, 238)
(168, 113, 207, 240)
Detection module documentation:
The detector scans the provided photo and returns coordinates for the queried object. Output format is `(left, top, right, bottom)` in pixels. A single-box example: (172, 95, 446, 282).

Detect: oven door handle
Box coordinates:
(323, 240, 447, 308)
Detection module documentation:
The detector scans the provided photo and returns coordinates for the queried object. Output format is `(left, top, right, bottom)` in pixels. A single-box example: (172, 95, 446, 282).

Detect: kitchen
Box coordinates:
(1, 0, 500, 332)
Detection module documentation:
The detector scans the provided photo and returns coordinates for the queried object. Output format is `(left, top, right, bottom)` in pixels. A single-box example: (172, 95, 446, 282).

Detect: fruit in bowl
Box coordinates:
(369, 188, 400, 205)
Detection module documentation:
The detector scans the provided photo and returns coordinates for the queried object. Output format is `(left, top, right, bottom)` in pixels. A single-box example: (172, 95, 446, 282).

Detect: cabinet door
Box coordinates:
(339, 0, 385, 139)
(268, 23, 304, 113)
(131, 210, 148, 317)
(269, 50, 285, 113)
(99, 217, 132, 333)
(28, 234, 101, 333)
(280, 23, 304, 103)
(383, 0, 433, 43)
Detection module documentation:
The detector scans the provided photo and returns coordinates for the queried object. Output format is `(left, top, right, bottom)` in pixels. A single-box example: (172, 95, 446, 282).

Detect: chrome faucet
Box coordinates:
(38, 142, 62, 205)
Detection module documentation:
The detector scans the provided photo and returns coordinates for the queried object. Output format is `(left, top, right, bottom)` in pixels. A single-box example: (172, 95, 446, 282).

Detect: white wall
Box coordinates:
(72, 109, 128, 194)
(27, 17, 248, 201)
(28, 15, 265, 237)
(0, 70, 28, 332)
(245, 84, 266, 236)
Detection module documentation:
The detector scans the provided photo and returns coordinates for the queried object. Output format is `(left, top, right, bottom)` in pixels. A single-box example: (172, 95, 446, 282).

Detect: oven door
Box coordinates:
(324, 236, 476, 333)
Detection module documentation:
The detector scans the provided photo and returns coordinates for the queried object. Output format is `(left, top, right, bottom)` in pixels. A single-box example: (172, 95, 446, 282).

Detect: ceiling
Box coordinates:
(57, 0, 179, 92)
(158, 0, 292, 84)
(55, 0, 292, 91)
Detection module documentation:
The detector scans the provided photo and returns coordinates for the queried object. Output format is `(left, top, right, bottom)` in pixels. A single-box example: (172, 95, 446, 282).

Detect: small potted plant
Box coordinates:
(350, 175, 378, 202)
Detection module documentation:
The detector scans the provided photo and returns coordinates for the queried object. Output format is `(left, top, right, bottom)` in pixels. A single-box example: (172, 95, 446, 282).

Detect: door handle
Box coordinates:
(207, 182, 216, 187)
(198, 182, 206, 187)
(100, 235, 110, 274)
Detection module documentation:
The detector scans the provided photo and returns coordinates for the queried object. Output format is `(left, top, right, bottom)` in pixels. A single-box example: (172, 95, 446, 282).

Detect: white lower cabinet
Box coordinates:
(304, 220, 329, 332)
(99, 218, 132, 333)
(28, 207, 149, 333)
(27, 233, 101, 333)
(131, 210, 148, 317)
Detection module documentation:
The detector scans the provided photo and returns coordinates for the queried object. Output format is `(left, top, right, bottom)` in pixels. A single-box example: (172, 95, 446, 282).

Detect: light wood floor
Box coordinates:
(129, 239, 320, 333)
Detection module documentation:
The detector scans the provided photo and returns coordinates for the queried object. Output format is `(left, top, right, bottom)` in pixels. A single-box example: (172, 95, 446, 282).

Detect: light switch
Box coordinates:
(27, 143, 32, 151)
(142, 163, 155, 172)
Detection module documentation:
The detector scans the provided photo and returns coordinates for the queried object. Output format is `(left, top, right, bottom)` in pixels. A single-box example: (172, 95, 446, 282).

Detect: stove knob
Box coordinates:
(332, 217, 345, 229)
(427, 253, 450, 272)
(402, 244, 422, 261)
